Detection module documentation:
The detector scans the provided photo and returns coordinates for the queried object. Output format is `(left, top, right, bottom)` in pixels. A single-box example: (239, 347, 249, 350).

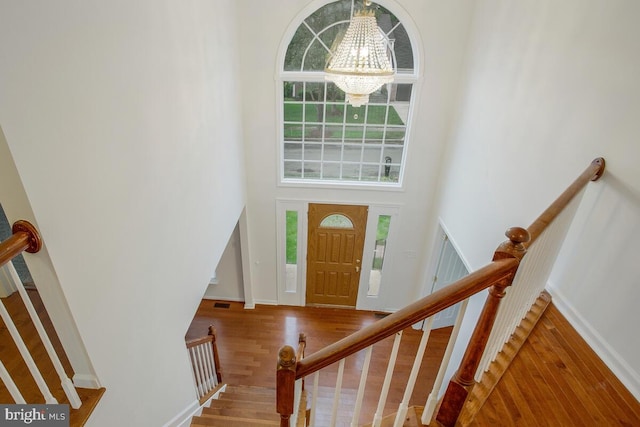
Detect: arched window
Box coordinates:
(279, 0, 418, 186)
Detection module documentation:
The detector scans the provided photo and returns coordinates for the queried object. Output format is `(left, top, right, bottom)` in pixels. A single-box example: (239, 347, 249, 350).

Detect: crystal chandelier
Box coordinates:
(325, 2, 395, 107)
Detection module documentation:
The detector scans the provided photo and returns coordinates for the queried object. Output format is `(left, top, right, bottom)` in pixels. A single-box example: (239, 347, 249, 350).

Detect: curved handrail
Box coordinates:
(295, 257, 519, 379)
(526, 157, 605, 247)
(0, 220, 42, 267)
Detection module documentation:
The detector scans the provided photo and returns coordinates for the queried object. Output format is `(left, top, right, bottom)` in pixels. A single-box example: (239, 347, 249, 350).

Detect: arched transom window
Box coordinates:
(280, 0, 418, 186)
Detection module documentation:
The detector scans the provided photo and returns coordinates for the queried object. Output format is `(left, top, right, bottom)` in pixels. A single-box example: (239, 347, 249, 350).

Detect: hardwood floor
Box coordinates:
(470, 304, 640, 427)
(187, 300, 640, 427)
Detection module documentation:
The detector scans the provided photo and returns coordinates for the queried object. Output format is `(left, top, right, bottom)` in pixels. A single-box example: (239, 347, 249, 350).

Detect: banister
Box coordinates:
(526, 157, 605, 247)
(294, 257, 519, 379)
(0, 220, 42, 267)
(185, 335, 213, 348)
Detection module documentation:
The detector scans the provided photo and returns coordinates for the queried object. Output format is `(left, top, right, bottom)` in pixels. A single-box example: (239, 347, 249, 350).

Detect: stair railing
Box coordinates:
(186, 325, 223, 404)
(277, 256, 520, 426)
(0, 220, 82, 408)
(276, 157, 605, 427)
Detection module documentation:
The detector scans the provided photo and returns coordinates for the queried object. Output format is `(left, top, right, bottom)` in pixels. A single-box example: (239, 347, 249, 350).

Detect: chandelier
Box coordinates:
(325, 2, 395, 107)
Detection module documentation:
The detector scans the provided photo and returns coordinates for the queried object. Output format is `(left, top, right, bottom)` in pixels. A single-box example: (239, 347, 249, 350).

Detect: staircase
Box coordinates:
(190, 386, 280, 426)
(190, 384, 430, 427)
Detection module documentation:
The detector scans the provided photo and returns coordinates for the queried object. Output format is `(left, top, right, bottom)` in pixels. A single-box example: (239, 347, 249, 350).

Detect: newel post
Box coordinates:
(277, 345, 297, 427)
(208, 325, 222, 383)
(435, 227, 529, 427)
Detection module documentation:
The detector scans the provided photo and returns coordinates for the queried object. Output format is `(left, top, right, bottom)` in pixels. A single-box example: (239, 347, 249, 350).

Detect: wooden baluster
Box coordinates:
(277, 345, 296, 427)
(435, 227, 528, 427)
(208, 325, 222, 383)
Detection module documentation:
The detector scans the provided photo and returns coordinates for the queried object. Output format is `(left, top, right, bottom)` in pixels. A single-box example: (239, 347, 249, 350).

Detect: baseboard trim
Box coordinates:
(201, 296, 245, 302)
(548, 285, 640, 401)
(253, 299, 278, 306)
(72, 373, 102, 389)
(162, 399, 200, 427)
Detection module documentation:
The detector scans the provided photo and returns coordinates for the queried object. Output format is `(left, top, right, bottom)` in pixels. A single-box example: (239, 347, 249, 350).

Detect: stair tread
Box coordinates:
(218, 391, 274, 404)
(192, 414, 279, 426)
(224, 385, 275, 395)
(208, 399, 275, 410)
(202, 406, 280, 421)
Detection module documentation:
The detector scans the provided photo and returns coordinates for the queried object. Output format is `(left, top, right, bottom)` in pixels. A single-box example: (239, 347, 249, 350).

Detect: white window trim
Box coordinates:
(276, 0, 422, 190)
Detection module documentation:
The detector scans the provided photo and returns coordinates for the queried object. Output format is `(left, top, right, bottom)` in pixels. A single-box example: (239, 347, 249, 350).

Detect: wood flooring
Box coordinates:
(187, 300, 640, 427)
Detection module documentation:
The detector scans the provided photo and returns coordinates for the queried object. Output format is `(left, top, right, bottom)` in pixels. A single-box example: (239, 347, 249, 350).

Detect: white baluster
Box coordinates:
(351, 346, 373, 427)
(6, 262, 81, 408)
(0, 359, 26, 403)
(373, 330, 403, 427)
(196, 346, 208, 396)
(199, 344, 212, 392)
(330, 358, 345, 427)
(206, 344, 218, 386)
(309, 371, 320, 427)
(422, 298, 469, 423)
(0, 297, 57, 404)
(190, 347, 204, 397)
(394, 317, 433, 427)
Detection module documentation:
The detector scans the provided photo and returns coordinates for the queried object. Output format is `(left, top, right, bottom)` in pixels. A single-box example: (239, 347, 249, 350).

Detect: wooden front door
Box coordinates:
(306, 203, 368, 307)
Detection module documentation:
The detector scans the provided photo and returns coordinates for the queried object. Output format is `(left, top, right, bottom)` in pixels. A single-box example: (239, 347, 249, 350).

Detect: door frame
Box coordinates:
(306, 203, 368, 307)
(276, 199, 401, 309)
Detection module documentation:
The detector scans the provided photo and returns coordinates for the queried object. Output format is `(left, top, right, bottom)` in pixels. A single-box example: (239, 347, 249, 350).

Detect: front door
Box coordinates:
(306, 203, 368, 307)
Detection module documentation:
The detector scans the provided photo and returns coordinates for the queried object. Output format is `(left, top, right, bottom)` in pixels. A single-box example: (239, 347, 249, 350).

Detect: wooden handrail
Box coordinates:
(526, 157, 605, 247)
(0, 220, 42, 267)
(185, 335, 213, 348)
(294, 257, 519, 379)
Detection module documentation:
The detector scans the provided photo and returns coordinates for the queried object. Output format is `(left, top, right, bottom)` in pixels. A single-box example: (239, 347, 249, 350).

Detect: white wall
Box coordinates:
(203, 223, 245, 301)
(237, 0, 475, 311)
(437, 0, 640, 399)
(0, 1, 247, 425)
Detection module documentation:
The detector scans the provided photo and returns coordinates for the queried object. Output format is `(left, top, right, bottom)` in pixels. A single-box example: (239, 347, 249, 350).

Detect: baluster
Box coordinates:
(330, 358, 346, 427)
(0, 359, 26, 403)
(0, 297, 57, 404)
(190, 347, 204, 397)
(435, 228, 526, 427)
(373, 330, 403, 427)
(309, 371, 319, 427)
(5, 261, 81, 408)
(394, 317, 434, 427)
(351, 346, 373, 427)
(199, 344, 213, 392)
(196, 345, 208, 396)
(205, 344, 217, 388)
(422, 299, 469, 423)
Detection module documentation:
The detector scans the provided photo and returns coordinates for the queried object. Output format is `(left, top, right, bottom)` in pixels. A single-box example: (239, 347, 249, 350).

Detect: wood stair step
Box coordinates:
(207, 399, 275, 412)
(224, 385, 275, 396)
(191, 414, 279, 426)
(192, 385, 279, 426)
(202, 407, 280, 421)
(360, 406, 426, 427)
(217, 391, 275, 404)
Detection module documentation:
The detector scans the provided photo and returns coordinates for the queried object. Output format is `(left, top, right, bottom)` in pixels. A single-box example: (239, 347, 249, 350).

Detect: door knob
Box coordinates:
(355, 266, 360, 272)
